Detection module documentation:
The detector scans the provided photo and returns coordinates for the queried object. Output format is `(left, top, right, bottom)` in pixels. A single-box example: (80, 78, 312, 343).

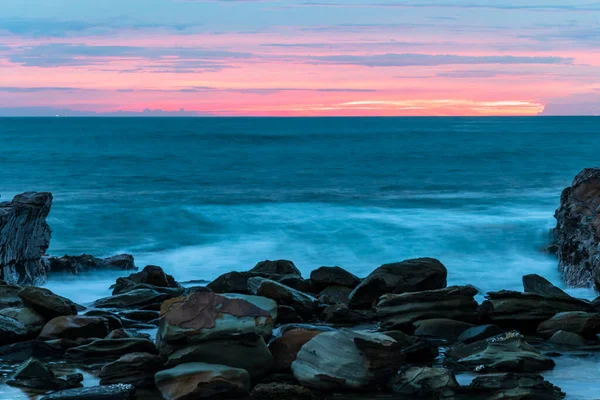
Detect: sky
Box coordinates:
(1, 0, 599, 116)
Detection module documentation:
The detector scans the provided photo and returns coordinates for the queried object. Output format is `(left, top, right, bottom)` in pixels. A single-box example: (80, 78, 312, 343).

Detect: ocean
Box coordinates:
(2, 116, 600, 399)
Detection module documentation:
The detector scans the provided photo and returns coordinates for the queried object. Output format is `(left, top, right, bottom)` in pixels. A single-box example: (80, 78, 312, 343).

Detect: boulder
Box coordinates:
(461, 373, 565, 400)
(105, 329, 151, 340)
(548, 330, 590, 346)
(457, 324, 504, 344)
(85, 310, 123, 331)
(39, 315, 110, 340)
(377, 286, 478, 330)
(349, 258, 447, 309)
(18, 286, 78, 319)
(6, 357, 83, 391)
(389, 366, 459, 397)
(39, 384, 137, 400)
(155, 362, 251, 400)
(249, 383, 318, 400)
(522, 274, 572, 299)
(0, 315, 28, 345)
(480, 290, 592, 332)
(383, 330, 439, 362)
(0, 192, 52, 285)
(247, 277, 319, 316)
(0, 306, 45, 336)
(446, 332, 555, 373)
(65, 338, 157, 360)
(43, 254, 136, 275)
(156, 291, 274, 353)
(553, 168, 600, 288)
(320, 303, 376, 326)
(222, 293, 278, 320)
(0, 282, 24, 309)
(93, 288, 172, 309)
(165, 334, 274, 379)
(291, 329, 403, 390)
(318, 286, 352, 305)
(118, 310, 159, 322)
(310, 266, 360, 290)
(251, 260, 301, 276)
(413, 319, 475, 343)
(100, 352, 165, 388)
(269, 328, 323, 371)
(112, 265, 180, 295)
(276, 305, 303, 324)
(537, 311, 600, 339)
(0, 339, 64, 361)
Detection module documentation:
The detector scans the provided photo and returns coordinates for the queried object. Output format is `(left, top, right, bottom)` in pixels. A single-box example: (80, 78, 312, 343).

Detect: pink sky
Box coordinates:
(1, 0, 599, 116)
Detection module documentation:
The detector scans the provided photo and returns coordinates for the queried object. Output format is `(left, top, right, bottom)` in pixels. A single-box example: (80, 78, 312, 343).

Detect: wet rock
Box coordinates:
(446, 332, 555, 373)
(222, 293, 278, 319)
(349, 258, 447, 309)
(44, 337, 96, 352)
(65, 338, 157, 360)
(39, 383, 137, 400)
(0, 339, 63, 361)
(0, 314, 28, 345)
(310, 266, 361, 290)
(522, 274, 573, 299)
(0, 282, 24, 309)
(118, 310, 160, 322)
(0, 192, 52, 285)
(554, 168, 600, 288)
(276, 323, 336, 336)
(377, 286, 478, 330)
(0, 306, 45, 336)
(548, 330, 590, 346)
(277, 305, 303, 324)
(6, 357, 83, 391)
(537, 311, 600, 339)
(112, 265, 180, 295)
(43, 254, 136, 275)
(155, 362, 250, 400)
(291, 329, 403, 390)
(251, 260, 301, 276)
(105, 328, 151, 340)
(413, 319, 475, 343)
(389, 366, 459, 397)
(249, 383, 318, 400)
(39, 315, 110, 340)
(156, 291, 274, 353)
(269, 328, 323, 371)
(318, 286, 352, 305)
(481, 290, 592, 332)
(18, 286, 78, 319)
(383, 330, 439, 362)
(84, 310, 123, 331)
(100, 352, 165, 388)
(165, 334, 274, 379)
(93, 288, 172, 309)
(320, 303, 376, 326)
(460, 373, 565, 400)
(457, 324, 504, 344)
(247, 277, 319, 316)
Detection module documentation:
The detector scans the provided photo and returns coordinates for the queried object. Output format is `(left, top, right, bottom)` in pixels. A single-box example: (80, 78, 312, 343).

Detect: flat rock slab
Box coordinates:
(39, 383, 136, 400)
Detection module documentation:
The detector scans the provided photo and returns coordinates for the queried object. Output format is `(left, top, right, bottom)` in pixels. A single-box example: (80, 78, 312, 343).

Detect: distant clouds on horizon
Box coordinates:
(1, 0, 599, 116)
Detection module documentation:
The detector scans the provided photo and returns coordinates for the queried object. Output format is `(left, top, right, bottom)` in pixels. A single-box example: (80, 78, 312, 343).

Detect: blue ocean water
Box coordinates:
(1, 116, 599, 304)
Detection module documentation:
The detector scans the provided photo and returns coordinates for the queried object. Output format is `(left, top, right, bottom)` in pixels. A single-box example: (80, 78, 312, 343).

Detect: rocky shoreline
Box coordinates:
(1, 168, 600, 399)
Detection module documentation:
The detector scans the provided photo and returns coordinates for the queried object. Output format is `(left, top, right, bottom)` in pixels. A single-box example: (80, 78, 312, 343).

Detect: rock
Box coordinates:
(155, 362, 250, 400)
(112, 265, 180, 295)
(93, 288, 172, 309)
(349, 258, 447, 309)
(457, 324, 504, 344)
(383, 330, 439, 362)
(277, 275, 317, 294)
(65, 338, 157, 360)
(0, 306, 45, 336)
(11, 356, 54, 379)
(85, 310, 123, 331)
(39, 384, 137, 400)
(413, 319, 475, 343)
(156, 291, 274, 353)
(39, 315, 110, 340)
(548, 330, 590, 346)
(310, 266, 360, 290)
(522, 274, 572, 299)
(537, 311, 600, 339)
(43, 254, 136, 275)
(389, 366, 459, 397)
(461, 373, 565, 400)
(276, 305, 303, 324)
(105, 328, 151, 340)
(165, 334, 274, 379)
(276, 323, 336, 336)
(0, 282, 24, 309)
(377, 286, 478, 330)
(554, 168, 600, 288)
(247, 277, 319, 316)
(481, 290, 592, 332)
(269, 328, 323, 371)
(100, 352, 165, 387)
(0, 192, 52, 285)
(251, 260, 301, 276)
(118, 310, 160, 322)
(318, 286, 352, 305)
(18, 286, 78, 319)
(206, 271, 257, 294)
(222, 293, 278, 320)
(6, 356, 83, 391)
(0, 339, 63, 361)
(320, 303, 376, 326)
(0, 315, 28, 345)
(446, 332, 555, 373)
(249, 383, 317, 400)
(291, 329, 404, 390)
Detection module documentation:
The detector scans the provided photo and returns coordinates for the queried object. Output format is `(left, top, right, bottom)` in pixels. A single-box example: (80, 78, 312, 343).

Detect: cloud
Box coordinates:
(539, 93, 600, 116)
(310, 53, 574, 67)
(435, 69, 538, 78)
(0, 106, 207, 117)
(0, 86, 95, 92)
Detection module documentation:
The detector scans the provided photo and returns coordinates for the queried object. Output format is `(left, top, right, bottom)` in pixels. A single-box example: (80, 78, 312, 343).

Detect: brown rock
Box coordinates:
(269, 328, 323, 371)
(38, 315, 109, 340)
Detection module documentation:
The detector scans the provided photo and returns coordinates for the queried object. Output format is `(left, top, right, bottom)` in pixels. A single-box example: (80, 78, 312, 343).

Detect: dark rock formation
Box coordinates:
(99, 352, 165, 387)
(6, 357, 83, 391)
(318, 285, 352, 305)
(457, 324, 504, 344)
(349, 258, 447, 309)
(522, 274, 572, 299)
(269, 328, 323, 371)
(413, 319, 475, 343)
(249, 383, 318, 400)
(65, 338, 157, 360)
(389, 366, 459, 397)
(18, 286, 79, 319)
(320, 303, 376, 326)
(537, 311, 600, 339)
(38, 315, 110, 340)
(111, 265, 179, 295)
(39, 384, 137, 400)
(310, 266, 361, 290)
(0, 192, 52, 285)
(0, 315, 28, 345)
(0, 282, 24, 309)
(251, 259, 302, 276)
(43, 254, 136, 275)
(93, 288, 172, 309)
(247, 277, 319, 316)
(554, 168, 600, 289)
(459, 373, 565, 400)
(0, 306, 45, 337)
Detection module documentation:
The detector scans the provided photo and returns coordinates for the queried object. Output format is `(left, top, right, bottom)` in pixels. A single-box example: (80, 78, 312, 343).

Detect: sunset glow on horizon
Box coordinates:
(1, 0, 600, 116)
